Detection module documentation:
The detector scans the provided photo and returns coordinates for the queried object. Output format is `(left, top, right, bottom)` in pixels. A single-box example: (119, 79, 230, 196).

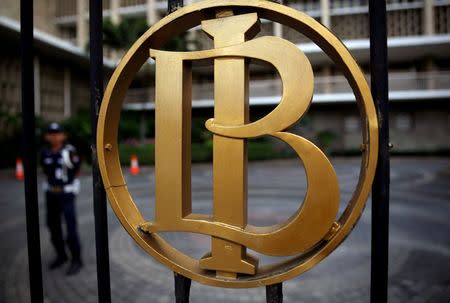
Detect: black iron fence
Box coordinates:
(20, 1, 43, 301)
(19, 0, 390, 302)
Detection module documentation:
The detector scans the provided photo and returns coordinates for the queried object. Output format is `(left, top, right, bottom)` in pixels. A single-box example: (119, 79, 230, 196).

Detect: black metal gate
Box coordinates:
(19, 0, 390, 302)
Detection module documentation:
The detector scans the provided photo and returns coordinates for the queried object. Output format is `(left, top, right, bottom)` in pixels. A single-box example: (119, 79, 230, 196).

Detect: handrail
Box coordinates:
(124, 71, 450, 104)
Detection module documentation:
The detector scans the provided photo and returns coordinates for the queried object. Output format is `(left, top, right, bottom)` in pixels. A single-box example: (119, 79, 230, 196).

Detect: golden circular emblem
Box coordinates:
(97, 0, 378, 288)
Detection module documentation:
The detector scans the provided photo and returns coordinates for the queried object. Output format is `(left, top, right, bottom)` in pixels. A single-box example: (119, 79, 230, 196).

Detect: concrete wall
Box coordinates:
(248, 103, 450, 154)
(34, 0, 59, 36)
(0, 47, 90, 122)
(0, 0, 59, 36)
(0, 55, 21, 114)
(0, 1, 20, 23)
(390, 108, 450, 152)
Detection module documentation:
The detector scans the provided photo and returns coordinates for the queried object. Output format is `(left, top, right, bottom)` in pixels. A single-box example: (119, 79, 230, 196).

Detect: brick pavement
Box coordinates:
(1, 158, 449, 302)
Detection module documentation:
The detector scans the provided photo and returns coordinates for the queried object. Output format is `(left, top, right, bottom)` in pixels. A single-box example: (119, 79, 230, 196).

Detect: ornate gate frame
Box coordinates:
(19, 0, 390, 302)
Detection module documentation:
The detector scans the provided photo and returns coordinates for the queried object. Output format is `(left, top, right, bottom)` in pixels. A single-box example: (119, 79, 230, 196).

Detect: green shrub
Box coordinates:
(62, 110, 148, 164)
(118, 113, 141, 141)
(0, 109, 282, 168)
(192, 118, 211, 143)
(248, 141, 276, 161)
(0, 111, 47, 168)
(119, 143, 155, 166)
(192, 142, 213, 162)
(118, 142, 213, 166)
(118, 139, 278, 166)
(316, 130, 338, 151)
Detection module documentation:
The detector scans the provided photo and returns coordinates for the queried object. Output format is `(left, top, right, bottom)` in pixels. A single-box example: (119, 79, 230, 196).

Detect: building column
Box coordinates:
(320, 0, 332, 95)
(33, 57, 41, 116)
(273, 22, 283, 37)
(320, 0, 331, 28)
(185, 0, 197, 50)
(422, 58, 436, 90)
(273, 0, 283, 37)
(322, 66, 332, 94)
(111, 0, 122, 25)
(423, 0, 435, 89)
(63, 68, 72, 118)
(424, 0, 435, 36)
(76, 0, 88, 49)
(147, 0, 158, 25)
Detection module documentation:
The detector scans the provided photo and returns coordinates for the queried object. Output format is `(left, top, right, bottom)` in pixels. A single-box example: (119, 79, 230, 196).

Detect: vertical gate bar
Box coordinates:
(20, 0, 44, 302)
(89, 0, 112, 302)
(174, 273, 192, 303)
(369, 0, 390, 302)
(266, 283, 283, 303)
(166, 1, 191, 301)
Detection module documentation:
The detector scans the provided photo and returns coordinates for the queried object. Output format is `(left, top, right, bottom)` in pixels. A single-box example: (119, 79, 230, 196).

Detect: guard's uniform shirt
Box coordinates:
(41, 144, 82, 261)
(41, 144, 81, 193)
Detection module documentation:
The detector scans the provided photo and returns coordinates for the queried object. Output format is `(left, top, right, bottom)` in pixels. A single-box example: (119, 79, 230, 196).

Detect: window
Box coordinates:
(395, 113, 414, 131)
(344, 116, 360, 133)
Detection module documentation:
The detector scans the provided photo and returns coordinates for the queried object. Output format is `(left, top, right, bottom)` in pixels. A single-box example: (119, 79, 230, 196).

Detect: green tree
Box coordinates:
(103, 17, 149, 50)
(62, 110, 92, 163)
(103, 16, 189, 51)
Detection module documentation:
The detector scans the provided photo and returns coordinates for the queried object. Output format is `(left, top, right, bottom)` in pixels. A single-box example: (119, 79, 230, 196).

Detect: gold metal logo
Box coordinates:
(97, 0, 378, 288)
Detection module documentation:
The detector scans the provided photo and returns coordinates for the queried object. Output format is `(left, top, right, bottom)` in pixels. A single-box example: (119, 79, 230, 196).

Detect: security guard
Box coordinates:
(41, 122, 83, 275)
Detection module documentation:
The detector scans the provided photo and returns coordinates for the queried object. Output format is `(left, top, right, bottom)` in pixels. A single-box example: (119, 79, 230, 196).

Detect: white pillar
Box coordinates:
(76, 0, 88, 49)
(147, 0, 158, 25)
(320, 0, 331, 28)
(34, 57, 41, 116)
(423, 0, 436, 89)
(273, 22, 283, 37)
(424, 58, 436, 89)
(185, 0, 197, 51)
(424, 0, 434, 36)
(319, 0, 332, 96)
(63, 68, 71, 118)
(322, 66, 332, 94)
(273, 0, 283, 37)
(111, 0, 121, 25)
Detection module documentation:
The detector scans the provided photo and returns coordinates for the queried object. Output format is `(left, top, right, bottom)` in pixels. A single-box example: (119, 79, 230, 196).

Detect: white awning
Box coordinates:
(123, 89, 450, 111)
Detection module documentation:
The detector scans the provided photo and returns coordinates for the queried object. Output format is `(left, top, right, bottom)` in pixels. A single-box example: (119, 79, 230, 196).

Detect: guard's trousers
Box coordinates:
(46, 192, 81, 261)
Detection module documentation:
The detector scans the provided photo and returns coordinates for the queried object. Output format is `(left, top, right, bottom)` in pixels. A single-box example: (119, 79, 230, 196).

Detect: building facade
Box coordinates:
(122, 0, 450, 153)
(0, 0, 449, 152)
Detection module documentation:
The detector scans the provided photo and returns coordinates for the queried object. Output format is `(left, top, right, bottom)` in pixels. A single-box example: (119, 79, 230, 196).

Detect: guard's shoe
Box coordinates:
(66, 260, 83, 276)
(48, 256, 68, 270)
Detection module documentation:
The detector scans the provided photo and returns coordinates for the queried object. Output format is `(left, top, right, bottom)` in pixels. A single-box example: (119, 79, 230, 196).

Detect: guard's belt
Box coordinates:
(44, 179, 80, 194)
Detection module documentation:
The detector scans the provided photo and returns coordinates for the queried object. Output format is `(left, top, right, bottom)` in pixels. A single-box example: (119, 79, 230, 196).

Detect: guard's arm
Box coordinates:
(64, 145, 82, 176)
(40, 149, 50, 177)
(72, 151, 81, 176)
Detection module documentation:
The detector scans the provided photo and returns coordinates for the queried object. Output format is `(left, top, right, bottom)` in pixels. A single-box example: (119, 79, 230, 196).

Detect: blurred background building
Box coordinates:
(0, 0, 449, 155)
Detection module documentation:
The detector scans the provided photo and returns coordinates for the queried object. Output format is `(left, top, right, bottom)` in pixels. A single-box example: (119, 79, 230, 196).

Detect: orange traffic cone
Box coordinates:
(130, 154, 140, 175)
(16, 158, 24, 180)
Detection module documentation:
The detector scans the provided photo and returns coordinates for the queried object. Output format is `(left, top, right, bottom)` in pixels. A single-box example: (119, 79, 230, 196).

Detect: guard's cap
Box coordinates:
(46, 122, 64, 133)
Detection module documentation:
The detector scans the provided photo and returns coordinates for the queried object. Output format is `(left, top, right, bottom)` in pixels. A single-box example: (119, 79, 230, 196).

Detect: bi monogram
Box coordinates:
(97, 0, 378, 287)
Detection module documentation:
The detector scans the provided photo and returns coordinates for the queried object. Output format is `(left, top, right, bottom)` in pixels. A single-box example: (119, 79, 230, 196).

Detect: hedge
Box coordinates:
(118, 140, 278, 166)
(0, 110, 282, 168)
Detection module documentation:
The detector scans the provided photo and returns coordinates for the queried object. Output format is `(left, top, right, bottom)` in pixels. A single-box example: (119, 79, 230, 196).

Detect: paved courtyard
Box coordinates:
(1, 157, 450, 303)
